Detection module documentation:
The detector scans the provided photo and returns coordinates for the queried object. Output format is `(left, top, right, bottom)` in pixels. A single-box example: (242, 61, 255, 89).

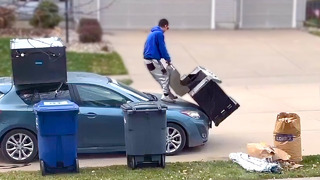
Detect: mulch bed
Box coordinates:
(0, 28, 54, 37)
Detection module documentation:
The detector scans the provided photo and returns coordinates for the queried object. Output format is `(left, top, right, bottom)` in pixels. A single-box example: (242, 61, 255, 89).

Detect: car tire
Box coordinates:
(166, 123, 186, 156)
(1, 129, 38, 164)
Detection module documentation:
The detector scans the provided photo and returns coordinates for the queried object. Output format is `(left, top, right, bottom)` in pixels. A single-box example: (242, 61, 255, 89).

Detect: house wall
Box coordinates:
(215, 0, 238, 29)
(4, 0, 306, 30)
(237, 0, 306, 29)
(240, 0, 294, 28)
(296, 0, 307, 27)
(97, 0, 211, 30)
(0, 0, 14, 6)
(73, 0, 98, 21)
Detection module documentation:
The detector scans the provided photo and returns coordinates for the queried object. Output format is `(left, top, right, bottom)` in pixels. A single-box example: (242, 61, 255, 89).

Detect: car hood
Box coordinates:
(152, 93, 202, 111)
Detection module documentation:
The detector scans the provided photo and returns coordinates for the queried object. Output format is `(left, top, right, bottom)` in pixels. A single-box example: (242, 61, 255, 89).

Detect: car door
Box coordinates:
(72, 84, 130, 149)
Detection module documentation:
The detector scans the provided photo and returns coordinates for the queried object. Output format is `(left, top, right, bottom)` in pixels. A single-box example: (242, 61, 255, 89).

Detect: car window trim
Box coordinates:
(69, 84, 83, 106)
(67, 83, 78, 103)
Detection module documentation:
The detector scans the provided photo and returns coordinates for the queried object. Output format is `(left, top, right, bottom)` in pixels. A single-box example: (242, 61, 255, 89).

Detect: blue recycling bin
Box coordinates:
(33, 100, 79, 176)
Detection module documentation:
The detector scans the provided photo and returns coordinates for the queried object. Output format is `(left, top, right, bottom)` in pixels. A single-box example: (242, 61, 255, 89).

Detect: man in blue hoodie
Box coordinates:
(143, 19, 177, 103)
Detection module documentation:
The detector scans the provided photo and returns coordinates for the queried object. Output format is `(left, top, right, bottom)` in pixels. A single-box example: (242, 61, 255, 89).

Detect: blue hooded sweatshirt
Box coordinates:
(143, 26, 171, 62)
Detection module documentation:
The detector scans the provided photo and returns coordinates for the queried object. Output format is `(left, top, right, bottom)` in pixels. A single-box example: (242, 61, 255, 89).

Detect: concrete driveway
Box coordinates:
(106, 29, 320, 159)
(1, 30, 319, 172)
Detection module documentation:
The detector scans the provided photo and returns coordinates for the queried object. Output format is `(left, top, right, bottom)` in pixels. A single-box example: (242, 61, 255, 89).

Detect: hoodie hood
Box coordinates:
(151, 26, 163, 33)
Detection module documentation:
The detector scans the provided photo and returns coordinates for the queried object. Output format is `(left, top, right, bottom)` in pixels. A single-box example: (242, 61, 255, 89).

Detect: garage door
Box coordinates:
(241, 0, 294, 28)
(99, 0, 211, 29)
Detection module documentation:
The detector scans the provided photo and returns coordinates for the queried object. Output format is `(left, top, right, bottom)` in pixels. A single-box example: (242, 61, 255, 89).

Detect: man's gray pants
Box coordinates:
(144, 59, 170, 94)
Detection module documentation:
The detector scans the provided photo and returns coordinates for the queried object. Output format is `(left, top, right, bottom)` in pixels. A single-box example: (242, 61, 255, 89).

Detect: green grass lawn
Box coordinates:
(0, 38, 127, 76)
(0, 155, 319, 180)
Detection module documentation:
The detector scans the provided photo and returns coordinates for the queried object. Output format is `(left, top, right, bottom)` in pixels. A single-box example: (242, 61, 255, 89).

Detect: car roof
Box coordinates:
(0, 72, 110, 91)
(67, 72, 110, 84)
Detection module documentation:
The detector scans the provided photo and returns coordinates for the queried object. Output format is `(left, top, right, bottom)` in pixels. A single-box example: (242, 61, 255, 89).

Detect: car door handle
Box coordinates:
(85, 112, 97, 119)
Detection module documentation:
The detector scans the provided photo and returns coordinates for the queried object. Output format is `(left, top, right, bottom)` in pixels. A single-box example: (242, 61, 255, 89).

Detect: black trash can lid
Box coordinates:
(33, 100, 79, 113)
(121, 101, 167, 112)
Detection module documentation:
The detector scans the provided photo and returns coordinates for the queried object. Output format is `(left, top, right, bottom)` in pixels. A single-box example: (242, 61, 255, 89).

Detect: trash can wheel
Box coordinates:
(128, 156, 137, 169)
(126, 155, 131, 168)
(159, 155, 165, 168)
(75, 158, 80, 173)
(40, 160, 46, 176)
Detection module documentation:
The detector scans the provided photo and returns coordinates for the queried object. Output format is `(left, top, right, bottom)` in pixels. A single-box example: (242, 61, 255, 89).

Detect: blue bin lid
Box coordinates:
(33, 100, 79, 112)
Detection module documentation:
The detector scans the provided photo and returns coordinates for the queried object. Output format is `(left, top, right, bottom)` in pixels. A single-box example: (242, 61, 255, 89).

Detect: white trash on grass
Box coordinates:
(229, 152, 281, 173)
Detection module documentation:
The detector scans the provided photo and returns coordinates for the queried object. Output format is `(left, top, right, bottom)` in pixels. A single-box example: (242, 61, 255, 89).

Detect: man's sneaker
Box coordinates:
(161, 94, 176, 103)
(168, 92, 178, 99)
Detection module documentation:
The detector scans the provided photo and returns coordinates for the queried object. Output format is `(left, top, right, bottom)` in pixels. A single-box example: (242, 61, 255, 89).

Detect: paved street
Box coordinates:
(1, 30, 320, 172)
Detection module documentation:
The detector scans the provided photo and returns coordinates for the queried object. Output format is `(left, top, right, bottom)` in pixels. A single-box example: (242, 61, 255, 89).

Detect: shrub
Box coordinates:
(0, 7, 15, 28)
(78, 18, 101, 31)
(78, 18, 102, 43)
(305, 18, 320, 27)
(29, 0, 62, 29)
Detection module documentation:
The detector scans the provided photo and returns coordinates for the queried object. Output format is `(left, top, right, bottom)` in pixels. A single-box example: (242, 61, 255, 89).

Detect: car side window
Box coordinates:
(75, 84, 129, 108)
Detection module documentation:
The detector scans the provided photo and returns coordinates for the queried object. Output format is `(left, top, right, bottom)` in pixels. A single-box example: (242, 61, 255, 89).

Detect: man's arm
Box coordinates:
(157, 33, 171, 62)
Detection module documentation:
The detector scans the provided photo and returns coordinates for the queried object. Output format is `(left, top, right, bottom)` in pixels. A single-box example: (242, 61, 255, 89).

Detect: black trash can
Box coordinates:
(182, 66, 239, 127)
(121, 102, 167, 169)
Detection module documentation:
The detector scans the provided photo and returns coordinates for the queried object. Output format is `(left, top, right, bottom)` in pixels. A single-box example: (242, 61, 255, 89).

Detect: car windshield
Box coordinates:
(109, 80, 150, 101)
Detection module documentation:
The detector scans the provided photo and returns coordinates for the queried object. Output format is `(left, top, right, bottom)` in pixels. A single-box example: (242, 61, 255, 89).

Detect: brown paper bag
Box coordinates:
(272, 148, 291, 161)
(274, 112, 302, 162)
(247, 142, 274, 159)
(247, 142, 291, 161)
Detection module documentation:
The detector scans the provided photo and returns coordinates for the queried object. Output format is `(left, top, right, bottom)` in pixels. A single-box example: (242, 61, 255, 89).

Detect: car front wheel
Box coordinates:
(1, 129, 38, 164)
(166, 123, 186, 155)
